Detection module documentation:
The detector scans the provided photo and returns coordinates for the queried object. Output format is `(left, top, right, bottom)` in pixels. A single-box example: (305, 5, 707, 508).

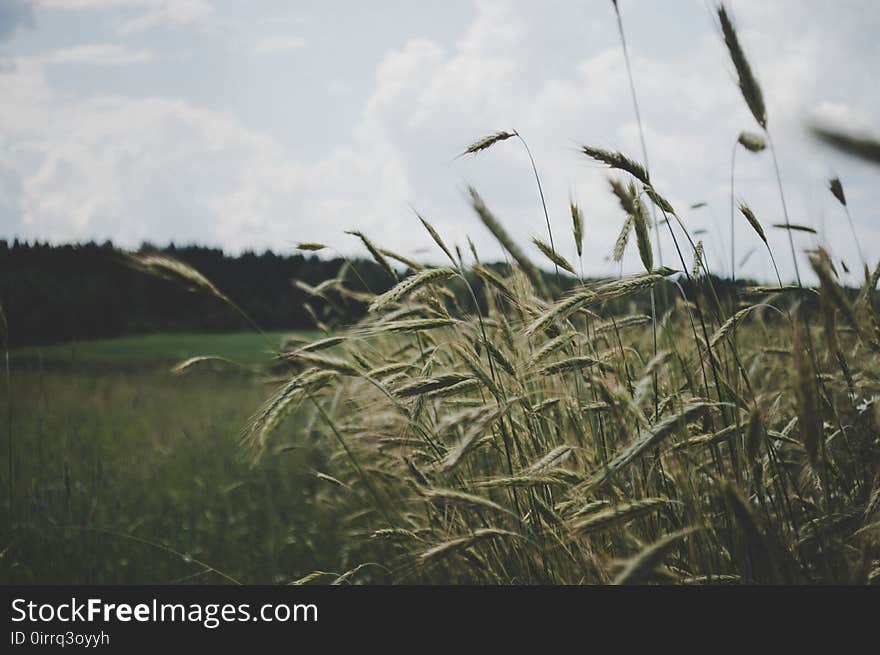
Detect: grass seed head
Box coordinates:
(459, 131, 516, 157)
(718, 4, 767, 129)
(737, 131, 766, 152)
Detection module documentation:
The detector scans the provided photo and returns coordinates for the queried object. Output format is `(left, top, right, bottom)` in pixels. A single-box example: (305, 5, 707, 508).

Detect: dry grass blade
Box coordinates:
(570, 498, 669, 534)
(370, 528, 420, 542)
(170, 356, 238, 375)
(745, 406, 763, 466)
(609, 178, 652, 272)
(476, 474, 563, 490)
(586, 402, 714, 491)
(737, 131, 766, 152)
(455, 345, 500, 396)
(540, 356, 603, 376)
(533, 236, 575, 274)
(744, 285, 805, 294)
(315, 472, 349, 488)
(613, 527, 696, 584)
(581, 145, 649, 184)
(528, 332, 577, 366)
(346, 230, 397, 281)
(466, 236, 480, 264)
(286, 352, 360, 376)
(368, 267, 457, 312)
(828, 178, 846, 207)
(130, 253, 226, 301)
(811, 125, 880, 165)
(525, 270, 671, 337)
(363, 318, 457, 334)
(379, 248, 423, 271)
(296, 242, 326, 251)
(738, 203, 767, 244)
(531, 397, 561, 415)
(423, 488, 508, 514)
(692, 241, 704, 278)
(289, 571, 332, 585)
(718, 4, 767, 128)
(419, 528, 522, 562)
(571, 201, 584, 258)
(633, 197, 653, 272)
(473, 265, 514, 298)
(568, 499, 611, 519)
(424, 378, 483, 399)
(594, 314, 651, 335)
(857, 261, 880, 307)
(242, 369, 335, 451)
(469, 187, 548, 297)
(772, 223, 816, 234)
(709, 305, 759, 348)
(809, 247, 865, 339)
(644, 185, 675, 214)
(525, 292, 595, 337)
(440, 404, 510, 470)
(612, 215, 634, 263)
(673, 424, 738, 451)
(395, 373, 474, 398)
(483, 339, 516, 377)
(414, 211, 457, 266)
(523, 445, 575, 475)
(609, 178, 637, 215)
(459, 131, 516, 157)
(295, 336, 346, 352)
(294, 279, 337, 299)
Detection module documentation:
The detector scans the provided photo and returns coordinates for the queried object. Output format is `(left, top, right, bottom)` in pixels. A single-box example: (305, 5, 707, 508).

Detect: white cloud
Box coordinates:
(253, 36, 307, 55)
(41, 0, 213, 35)
(0, 57, 410, 253)
(42, 43, 154, 66)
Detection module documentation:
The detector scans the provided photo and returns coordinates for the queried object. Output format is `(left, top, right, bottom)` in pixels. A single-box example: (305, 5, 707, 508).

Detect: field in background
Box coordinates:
(11, 331, 308, 367)
(1, 332, 390, 584)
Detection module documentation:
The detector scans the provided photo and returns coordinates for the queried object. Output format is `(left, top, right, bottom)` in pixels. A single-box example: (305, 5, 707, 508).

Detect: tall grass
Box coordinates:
(221, 232, 878, 583)
(145, 212, 879, 585)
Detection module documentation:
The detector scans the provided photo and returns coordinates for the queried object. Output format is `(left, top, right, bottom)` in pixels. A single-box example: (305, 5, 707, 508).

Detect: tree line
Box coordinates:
(0, 240, 394, 347)
(1, 239, 808, 349)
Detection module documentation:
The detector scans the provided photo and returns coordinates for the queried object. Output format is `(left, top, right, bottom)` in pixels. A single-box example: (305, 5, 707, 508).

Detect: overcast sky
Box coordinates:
(0, 0, 877, 283)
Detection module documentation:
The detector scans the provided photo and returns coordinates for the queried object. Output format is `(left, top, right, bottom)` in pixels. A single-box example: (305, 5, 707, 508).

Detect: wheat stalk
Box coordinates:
(368, 267, 457, 312)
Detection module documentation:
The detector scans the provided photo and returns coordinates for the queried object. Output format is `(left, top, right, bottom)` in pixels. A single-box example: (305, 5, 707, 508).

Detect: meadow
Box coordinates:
(2, 3, 879, 585)
(2, 333, 395, 584)
(11, 332, 296, 367)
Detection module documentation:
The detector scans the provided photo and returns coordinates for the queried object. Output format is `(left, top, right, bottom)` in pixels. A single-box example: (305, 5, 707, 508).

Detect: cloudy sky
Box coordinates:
(0, 0, 877, 282)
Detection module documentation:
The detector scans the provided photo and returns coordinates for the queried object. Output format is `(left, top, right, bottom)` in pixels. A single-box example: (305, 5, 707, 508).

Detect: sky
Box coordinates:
(0, 0, 877, 283)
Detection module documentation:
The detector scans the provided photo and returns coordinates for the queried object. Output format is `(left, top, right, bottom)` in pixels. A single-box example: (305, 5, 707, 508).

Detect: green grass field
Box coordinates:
(12, 331, 314, 367)
(1, 331, 392, 584)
